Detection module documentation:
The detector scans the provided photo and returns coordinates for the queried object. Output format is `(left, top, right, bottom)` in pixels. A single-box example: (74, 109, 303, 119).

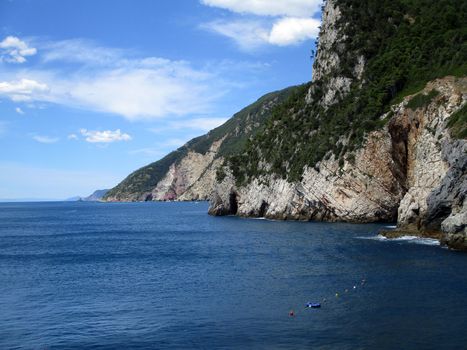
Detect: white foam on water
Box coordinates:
(356, 234, 440, 246)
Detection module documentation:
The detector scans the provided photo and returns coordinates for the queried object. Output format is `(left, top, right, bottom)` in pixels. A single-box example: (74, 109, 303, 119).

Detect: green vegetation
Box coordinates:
(226, 0, 467, 185)
(106, 0, 467, 198)
(447, 104, 467, 139)
(104, 149, 188, 200)
(104, 86, 298, 200)
(406, 90, 439, 110)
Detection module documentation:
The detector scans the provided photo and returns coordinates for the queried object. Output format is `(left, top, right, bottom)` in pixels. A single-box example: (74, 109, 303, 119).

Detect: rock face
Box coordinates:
(83, 189, 109, 202)
(149, 140, 223, 201)
(103, 86, 298, 202)
(209, 77, 467, 250)
(208, 0, 467, 251)
(106, 0, 466, 251)
(308, 0, 364, 108)
(395, 79, 466, 238)
(210, 129, 404, 222)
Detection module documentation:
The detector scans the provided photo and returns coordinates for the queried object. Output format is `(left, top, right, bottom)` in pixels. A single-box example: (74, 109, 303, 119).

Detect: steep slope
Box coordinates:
(209, 0, 467, 249)
(83, 189, 109, 201)
(103, 86, 298, 202)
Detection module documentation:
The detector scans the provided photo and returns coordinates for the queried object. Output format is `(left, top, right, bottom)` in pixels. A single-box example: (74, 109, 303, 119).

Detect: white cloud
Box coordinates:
(68, 133, 78, 140)
(32, 135, 59, 144)
(200, 0, 322, 17)
(79, 129, 132, 143)
(0, 36, 37, 63)
(0, 78, 49, 102)
(15, 107, 25, 114)
(269, 17, 320, 46)
(203, 17, 320, 49)
(200, 0, 321, 50)
(202, 20, 270, 50)
(0, 39, 225, 120)
(68, 68, 213, 119)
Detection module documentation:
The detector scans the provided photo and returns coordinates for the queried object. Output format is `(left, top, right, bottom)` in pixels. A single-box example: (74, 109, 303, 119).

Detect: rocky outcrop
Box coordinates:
(104, 86, 298, 202)
(150, 140, 223, 201)
(395, 79, 466, 237)
(210, 129, 404, 222)
(312, 0, 342, 83)
(307, 0, 364, 108)
(209, 77, 467, 250)
(83, 189, 109, 202)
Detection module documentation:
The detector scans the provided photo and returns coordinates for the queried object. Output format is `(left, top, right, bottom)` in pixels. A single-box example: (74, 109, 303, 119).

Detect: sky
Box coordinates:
(0, 0, 322, 200)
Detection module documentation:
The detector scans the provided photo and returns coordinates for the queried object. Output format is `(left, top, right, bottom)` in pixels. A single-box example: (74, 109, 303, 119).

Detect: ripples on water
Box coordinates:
(0, 201, 466, 349)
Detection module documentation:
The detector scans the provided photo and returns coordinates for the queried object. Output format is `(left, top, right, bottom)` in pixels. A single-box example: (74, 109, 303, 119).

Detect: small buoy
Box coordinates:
(353, 285, 357, 289)
(306, 302, 321, 308)
(289, 310, 295, 317)
(335, 293, 339, 297)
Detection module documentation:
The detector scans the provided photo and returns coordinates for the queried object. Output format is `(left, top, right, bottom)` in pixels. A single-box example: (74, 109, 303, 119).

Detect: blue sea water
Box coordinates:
(1, 201, 466, 349)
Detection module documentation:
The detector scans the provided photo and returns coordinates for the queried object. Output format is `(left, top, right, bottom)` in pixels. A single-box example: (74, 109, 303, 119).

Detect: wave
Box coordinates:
(357, 234, 440, 246)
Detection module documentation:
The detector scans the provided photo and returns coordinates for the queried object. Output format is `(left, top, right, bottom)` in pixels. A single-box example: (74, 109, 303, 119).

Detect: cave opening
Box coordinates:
(229, 192, 238, 215)
(259, 201, 269, 217)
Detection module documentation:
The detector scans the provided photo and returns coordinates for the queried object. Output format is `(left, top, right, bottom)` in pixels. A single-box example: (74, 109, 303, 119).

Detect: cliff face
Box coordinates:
(105, 0, 466, 249)
(208, 0, 467, 250)
(209, 77, 467, 249)
(149, 140, 223, 201)
(104, 86, 298, 202)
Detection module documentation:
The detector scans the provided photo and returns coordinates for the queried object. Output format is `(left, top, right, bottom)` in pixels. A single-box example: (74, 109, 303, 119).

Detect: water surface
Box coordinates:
(1, 202, 466, 349)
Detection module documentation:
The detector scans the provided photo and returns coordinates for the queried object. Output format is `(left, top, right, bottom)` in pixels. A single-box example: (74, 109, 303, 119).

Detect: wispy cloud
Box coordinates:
(200, 0, 321, 50)
(15, 107, 25, 114)
(40, 38, 125, 65)
(201, 20, 269, 50)
(0, 36, 37, 63)
(67, 133, 78, 140)
(0, 39, 230, 120)
(200, 0, 322, 17)
(80, 129, 132, 143)
(203, 17, 320, 50)
(32, 135, 59, 144)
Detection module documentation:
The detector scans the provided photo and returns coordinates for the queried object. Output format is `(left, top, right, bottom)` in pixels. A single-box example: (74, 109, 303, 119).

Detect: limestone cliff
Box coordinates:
(103, 86, 298, 202)
(105, 0, 466, 250)
(208, 0, 467, 250)
(209, 77, 467, 249)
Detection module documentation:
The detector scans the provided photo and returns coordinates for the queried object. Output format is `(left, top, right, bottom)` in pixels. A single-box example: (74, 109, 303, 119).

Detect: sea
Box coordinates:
(1, 201, 466, 349)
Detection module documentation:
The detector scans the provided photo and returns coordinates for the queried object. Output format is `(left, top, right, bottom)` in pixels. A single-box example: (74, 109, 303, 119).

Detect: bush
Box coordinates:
(406, 89, 439, 110)
(447, 103, 467, 139)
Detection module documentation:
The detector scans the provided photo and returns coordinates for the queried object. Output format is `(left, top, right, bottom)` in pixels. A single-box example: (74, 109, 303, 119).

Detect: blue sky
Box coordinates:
(0, 0, 322, 200)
